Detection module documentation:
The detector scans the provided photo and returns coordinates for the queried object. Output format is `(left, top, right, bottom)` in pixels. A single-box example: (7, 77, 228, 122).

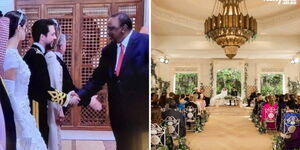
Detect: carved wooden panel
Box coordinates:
(80, 5, 111, 127)
(19, 7, 40, 56)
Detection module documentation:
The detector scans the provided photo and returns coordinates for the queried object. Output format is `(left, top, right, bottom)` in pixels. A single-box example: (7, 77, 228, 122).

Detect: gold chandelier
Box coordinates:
(204, 0, 257, 59)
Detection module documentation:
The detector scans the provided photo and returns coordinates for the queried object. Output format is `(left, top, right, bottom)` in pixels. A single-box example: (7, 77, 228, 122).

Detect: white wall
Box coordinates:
(152, 57, 300, 97)
(0, 0, 14, 14)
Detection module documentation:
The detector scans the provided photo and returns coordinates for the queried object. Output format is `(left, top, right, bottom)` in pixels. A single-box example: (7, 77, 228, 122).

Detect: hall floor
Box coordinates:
(186, 106, 275, 150)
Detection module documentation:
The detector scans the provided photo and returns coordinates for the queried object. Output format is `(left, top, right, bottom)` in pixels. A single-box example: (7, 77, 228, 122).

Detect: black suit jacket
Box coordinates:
(77, 31, 149, 149)
(56, 55, 77, 93)
(162, 109, 186, 137)
(23, 44, 69, 145)
(0, 77, 16, 150)
(231, 90, 238, 96)
(55, 55, 78, 113)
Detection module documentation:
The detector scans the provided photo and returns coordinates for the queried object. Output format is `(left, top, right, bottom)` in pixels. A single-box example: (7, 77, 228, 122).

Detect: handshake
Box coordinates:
(68, 91, 102, 111)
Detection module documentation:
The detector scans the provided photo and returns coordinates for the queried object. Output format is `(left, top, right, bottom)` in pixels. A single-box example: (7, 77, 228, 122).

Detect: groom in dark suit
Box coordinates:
(76, 13, 149, 150)
(23, 19, 80, 146)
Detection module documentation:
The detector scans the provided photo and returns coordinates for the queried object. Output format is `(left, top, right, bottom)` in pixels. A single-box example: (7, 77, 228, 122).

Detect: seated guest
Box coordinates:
(193, 88, 200, 95)
(285, 94, 291, 102)
(159, 92, 168, 108)
(281, 100, 300, 150)
(178, 94, 187, 111)
(194, 94, 206, 115)
(185, 95, 198, 112)
(162, 100, 186, 137)
(261, 96, 278, 129)
(184, 95, 198, 130)
(248, 90, 257, 107)
(169, 92, 176, 99)
(199, 94, 206, 113)
(295, 96, 300, 109)
(165, 97, 173, 109)
(277, 94, 287, 131)
(151, 93, 159, 106)
(173, 94, 180, 104)
(151, 100, 162, 125)
(253, 93, 264, 115)
(199, 89, 210, 107)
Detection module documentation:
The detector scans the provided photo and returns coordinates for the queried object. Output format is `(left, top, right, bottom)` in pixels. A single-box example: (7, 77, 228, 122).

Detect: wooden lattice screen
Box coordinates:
(16, 0, 144, 130)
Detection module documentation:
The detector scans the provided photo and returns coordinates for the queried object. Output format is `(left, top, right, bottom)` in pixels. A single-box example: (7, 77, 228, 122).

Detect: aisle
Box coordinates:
(186, 106, 274, 150)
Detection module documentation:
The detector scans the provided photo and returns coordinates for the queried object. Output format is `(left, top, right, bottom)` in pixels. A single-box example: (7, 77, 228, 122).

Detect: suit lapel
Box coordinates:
(119, 31, 137, 77)
(109, 43, 118, 77)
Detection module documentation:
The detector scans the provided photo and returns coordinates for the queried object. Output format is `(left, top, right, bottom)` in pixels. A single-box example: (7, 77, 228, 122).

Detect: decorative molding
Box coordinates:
(261, 68, 284, 72)
(152, 2, 203, 31)
(152, 2, 300, 35)
(174, 67, 198, 72)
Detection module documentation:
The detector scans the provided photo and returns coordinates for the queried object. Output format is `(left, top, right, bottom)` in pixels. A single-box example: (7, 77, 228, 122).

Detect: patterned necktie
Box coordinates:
(115, 44, 125, 76)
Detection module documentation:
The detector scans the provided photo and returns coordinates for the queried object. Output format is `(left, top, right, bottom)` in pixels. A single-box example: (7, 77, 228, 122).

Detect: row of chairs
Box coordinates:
(151, 106, 207, 148)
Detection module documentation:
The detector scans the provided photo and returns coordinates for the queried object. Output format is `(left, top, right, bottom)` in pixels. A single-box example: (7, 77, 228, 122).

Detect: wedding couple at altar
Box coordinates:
(210, 87, 240, 107)
(0, 10, 148, 150)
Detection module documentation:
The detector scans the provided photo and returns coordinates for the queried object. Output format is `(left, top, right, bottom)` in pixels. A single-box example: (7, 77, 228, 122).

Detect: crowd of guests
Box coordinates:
(151, 88, 210, 137)
(250, 92, 300, 150)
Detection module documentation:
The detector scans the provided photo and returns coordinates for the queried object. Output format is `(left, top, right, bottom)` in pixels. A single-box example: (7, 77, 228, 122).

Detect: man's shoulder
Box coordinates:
(101, 41, 117, 56)
(25, 46, 44, 57)
(132, 31, 148, 42)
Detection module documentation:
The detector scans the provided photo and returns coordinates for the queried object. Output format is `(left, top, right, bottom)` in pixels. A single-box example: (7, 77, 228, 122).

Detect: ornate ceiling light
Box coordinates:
(205, 0, 257, 59)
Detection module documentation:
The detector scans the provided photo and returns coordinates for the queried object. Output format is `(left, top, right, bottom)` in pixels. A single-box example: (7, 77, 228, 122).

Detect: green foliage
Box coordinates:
(175, 73, 198, 94)
(151, 59, 170, 94)
(216, 68, 241, 95)
(287, 77, 300, 94)
(250, 111, 266, 134)
(260, 74, 283, 95)
(272, 134, 285, 150)
(174, 137, 190, 150)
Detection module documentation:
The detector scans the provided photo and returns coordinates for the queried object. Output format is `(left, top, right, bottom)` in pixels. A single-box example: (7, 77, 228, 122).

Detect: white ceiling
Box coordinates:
(152, 0, 300, 59)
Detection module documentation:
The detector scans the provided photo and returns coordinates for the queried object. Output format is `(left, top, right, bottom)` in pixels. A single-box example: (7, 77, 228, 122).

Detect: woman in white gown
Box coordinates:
(210, 88, 228, 106)
(3, 10, 47, 150)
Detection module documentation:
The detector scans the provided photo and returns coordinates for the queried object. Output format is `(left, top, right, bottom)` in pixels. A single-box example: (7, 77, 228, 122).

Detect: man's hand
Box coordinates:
(56, 109, 65, 126)
(89, 95, 102, 111)
(68, 91, 80, 106)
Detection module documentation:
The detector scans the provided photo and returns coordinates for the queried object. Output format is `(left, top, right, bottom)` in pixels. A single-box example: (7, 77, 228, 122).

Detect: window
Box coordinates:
(175, 73, 198, 94)
(260, 73, 283, 95)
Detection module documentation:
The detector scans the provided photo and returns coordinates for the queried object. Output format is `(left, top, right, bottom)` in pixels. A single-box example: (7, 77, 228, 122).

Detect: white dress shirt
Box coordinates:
(33, 42, 46, 54)
(115, 30, 133, 71)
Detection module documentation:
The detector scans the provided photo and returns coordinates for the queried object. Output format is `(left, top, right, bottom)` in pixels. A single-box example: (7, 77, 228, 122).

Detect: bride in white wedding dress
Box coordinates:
(210, 88, 228, 107)
(3, 11, 47, 150)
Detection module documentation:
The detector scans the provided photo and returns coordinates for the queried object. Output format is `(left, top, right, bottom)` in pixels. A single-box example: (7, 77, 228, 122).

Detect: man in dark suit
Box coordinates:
(23, 19, 80, 146)
(248, 90, 257, 107)
(0, 77, 16, 150)
(230, 87, 238, 106)
(75, 13, 149, 150)
(162, 100, 186, 137)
